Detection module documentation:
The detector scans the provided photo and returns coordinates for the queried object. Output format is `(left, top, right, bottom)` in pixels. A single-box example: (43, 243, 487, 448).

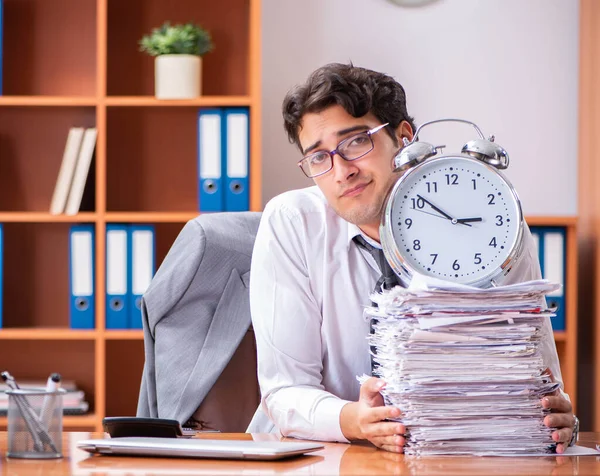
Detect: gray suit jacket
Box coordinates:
(137, 212, 262, 425)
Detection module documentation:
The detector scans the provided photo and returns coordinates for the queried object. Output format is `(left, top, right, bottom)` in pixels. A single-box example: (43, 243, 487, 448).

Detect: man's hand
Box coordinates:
(340, 377, 405, 453)
(542, 369, 575, 454)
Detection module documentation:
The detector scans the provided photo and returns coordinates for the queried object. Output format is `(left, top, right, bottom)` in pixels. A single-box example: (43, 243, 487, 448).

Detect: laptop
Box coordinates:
(77, 437, 324, 461)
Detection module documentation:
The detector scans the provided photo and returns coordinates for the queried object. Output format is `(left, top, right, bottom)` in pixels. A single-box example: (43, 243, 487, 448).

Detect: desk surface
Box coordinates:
(0, 431, 599, 475)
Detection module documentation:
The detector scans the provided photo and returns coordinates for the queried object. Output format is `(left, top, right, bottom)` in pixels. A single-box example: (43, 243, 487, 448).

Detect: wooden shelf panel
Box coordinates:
(106, 0, 250, 97)
(105, 96, 251, 107)
(0, 414, 97, 429)
(0, 340, 96, 412)
(525, 216, 577, 227)
(0, 96, 98, 106)
(105, 212, 197, 223)
(105, 340, 145, 418)
(104, 330, 144, 340)
(553, 331, 567, 342)
(0, 107, 96, 212)
(0, 329, 97, 340)
(106, 108, 198, 212)
(0, 213, 98, 223)
(1, 223, 97, 329)
(3, 0, 97, 96)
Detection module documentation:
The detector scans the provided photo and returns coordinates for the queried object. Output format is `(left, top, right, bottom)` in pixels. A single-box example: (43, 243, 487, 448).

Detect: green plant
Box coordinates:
(139, 22, 214, 57)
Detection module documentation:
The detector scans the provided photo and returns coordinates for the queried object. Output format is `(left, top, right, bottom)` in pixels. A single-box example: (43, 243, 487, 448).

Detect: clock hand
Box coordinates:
(457, 217, 483, 224)
(416, 195, 454, 221)
(412, 208, 472, 226)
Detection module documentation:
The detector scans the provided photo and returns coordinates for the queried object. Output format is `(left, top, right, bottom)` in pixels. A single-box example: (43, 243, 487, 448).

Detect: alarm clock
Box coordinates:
(380, 118, 525, 288)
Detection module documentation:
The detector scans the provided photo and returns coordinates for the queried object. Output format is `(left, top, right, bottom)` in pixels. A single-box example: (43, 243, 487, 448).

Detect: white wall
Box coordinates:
(261, 0, 579, 216)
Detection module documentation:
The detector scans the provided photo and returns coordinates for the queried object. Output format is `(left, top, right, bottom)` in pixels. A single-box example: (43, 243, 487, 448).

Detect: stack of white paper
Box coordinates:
(363, 277, 562, 456)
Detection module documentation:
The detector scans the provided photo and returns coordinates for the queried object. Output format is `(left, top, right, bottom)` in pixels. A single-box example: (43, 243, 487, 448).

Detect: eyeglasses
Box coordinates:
(297, 123, 390, 178)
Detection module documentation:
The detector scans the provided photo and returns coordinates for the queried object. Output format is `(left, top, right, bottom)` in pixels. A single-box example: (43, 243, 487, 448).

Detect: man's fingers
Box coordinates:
(364, 421, 405, 438)
(363, 405, 402, 424)
(359, 377, 386, 406)
(542, 396, 572, 414)
(545, 413, 575, 430)
(380, 444, 404, 454)
(551, 427, 573, 444)
(556, 442, 569, 455)
(372, 434, 405, 450)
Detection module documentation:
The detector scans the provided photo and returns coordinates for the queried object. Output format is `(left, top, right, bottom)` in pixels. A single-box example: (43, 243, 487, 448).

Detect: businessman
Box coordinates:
(249, 63, 576, 453)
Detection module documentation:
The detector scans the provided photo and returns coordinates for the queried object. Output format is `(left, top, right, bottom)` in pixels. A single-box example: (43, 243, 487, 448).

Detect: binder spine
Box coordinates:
(198, 108, 224, 212)
(106, 224, 129, 329)
(224, 107, 250, 212)
(530, 226, 566, 331)
(68, 224, 95, 329)
(128, 225, 156, 329)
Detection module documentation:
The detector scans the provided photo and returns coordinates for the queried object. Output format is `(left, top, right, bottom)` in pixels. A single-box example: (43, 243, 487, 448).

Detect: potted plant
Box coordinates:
(139, 22, 214, 99)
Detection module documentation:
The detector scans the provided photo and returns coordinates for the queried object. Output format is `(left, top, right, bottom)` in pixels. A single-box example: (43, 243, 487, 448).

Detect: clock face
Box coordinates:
(387, 155, 522, 285)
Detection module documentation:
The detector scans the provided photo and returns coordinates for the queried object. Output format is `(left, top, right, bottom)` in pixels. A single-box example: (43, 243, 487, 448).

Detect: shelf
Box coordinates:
(3, 0, 97, 96)
(0, 329, 98, 340)
(0, 213, 98, 223)
(104, 96, 251, 107)
(106, 108, 198, 212)
(525, 216, 577, 227)
(0, 414, 98, 429)
(0, 107, 96, 212)
(0, 96, 98, 107)
(1, 0, 261, 434)
(106, 0, 250, 97)
(553, 331, 567, 342)
(104, 330, 144, 340)
(105, 212, 197, 223)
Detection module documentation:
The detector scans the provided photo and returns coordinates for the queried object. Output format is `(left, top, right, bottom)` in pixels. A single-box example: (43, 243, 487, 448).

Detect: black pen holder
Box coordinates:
(6, 388, 65, 459)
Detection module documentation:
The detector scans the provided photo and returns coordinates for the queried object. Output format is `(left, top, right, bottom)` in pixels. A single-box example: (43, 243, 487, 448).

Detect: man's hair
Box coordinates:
(282, 63, 416, 151)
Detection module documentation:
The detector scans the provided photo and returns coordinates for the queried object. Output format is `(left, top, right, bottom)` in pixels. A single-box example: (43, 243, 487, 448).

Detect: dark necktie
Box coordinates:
(353, 235, 399, 291)
(353, 235, 401, 373)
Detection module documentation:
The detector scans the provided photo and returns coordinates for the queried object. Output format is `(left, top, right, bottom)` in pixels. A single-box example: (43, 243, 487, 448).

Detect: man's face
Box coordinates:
(298, 105, 411, 236)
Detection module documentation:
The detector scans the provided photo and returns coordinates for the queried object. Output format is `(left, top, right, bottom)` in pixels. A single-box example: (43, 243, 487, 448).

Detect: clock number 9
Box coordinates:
(405, 218, 412, 229)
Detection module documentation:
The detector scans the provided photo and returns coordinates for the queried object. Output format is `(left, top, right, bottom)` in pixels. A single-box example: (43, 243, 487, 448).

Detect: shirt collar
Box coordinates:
(347, 222, 382, 250)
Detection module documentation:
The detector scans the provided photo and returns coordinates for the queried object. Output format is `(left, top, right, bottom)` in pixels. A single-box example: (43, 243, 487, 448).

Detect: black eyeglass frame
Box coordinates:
(297, 123, 390, 178)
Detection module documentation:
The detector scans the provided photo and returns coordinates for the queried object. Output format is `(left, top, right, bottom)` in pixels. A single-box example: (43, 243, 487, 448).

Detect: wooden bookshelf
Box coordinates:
(0, 0, 261, 431)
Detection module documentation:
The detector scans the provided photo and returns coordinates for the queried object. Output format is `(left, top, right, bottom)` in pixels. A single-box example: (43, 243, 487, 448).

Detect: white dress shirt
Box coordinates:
(249, 185, 564, 443)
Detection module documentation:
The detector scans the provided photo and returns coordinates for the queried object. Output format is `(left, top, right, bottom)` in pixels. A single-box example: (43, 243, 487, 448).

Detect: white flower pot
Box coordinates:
(154, 54, 201, 99)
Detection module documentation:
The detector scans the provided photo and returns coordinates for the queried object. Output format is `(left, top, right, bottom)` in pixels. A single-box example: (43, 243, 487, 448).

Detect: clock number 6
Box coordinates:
(452, 259, 460, 270)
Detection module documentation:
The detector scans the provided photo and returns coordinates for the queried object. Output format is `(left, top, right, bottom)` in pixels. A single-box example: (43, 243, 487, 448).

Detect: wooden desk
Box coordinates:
(1, 432, 599, 475)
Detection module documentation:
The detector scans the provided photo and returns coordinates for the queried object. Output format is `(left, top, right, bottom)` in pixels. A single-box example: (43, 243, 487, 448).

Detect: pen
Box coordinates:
(41, 373, 61, 429)
(1, 371, 58, 453)
(1, 371, 44, 451)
